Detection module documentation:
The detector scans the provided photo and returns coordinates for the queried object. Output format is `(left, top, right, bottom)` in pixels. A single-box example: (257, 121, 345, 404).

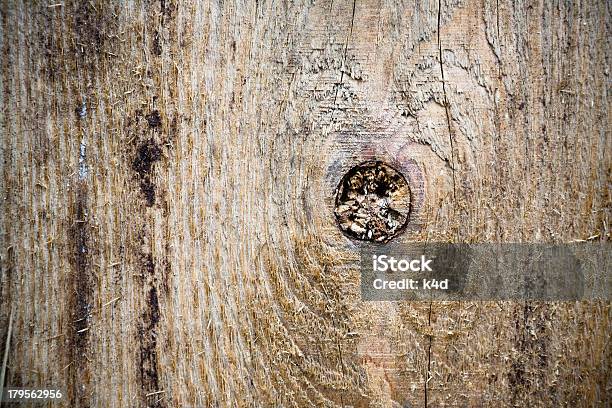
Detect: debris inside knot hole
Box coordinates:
(334, 161, 411, 242)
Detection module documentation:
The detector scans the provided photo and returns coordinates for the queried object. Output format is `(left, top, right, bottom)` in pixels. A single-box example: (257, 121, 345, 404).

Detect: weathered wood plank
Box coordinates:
(0, 0, 609, 407)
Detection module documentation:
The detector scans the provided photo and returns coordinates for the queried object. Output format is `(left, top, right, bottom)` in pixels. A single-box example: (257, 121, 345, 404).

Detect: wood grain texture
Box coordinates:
(0, 0, 609, 407)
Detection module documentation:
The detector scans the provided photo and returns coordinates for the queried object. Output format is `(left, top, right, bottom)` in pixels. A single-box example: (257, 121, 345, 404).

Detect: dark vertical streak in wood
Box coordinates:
(68, 182, 93, 408)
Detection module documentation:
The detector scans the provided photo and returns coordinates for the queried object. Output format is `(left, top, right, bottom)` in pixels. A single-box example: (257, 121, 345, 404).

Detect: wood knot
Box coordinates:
(334, 161, 411, 242)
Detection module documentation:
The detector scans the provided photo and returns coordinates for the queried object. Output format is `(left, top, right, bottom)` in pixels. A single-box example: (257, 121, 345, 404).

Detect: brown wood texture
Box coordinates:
(0, 0, 610, 407)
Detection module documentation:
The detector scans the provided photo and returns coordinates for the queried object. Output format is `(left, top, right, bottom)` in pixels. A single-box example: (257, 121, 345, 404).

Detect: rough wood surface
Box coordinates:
(0, 0, 609, 407)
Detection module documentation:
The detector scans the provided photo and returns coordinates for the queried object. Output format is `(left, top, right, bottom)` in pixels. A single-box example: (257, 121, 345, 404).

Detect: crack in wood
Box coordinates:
(438, 0, 457, 202)
(333, 0, 357, 107)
